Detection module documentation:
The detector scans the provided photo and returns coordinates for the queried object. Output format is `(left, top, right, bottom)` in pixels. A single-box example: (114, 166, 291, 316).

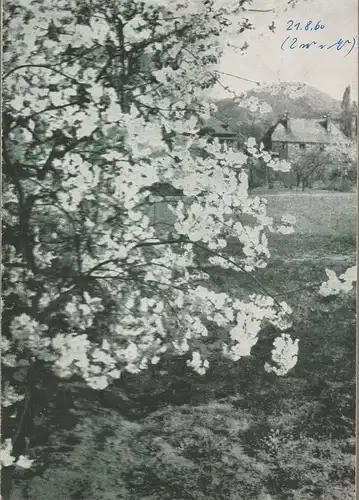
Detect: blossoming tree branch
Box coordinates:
(2, 0, 354, 495)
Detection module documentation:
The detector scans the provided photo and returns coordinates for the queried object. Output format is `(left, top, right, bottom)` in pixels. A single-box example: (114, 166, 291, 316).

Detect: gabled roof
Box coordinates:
(202, 115, 238, 137)
(271, 117, 346, 144)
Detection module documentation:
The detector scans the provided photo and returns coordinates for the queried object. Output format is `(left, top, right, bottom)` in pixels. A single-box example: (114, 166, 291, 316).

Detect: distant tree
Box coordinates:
(352, 100, 358, 136)
(340, 86, 353, 138)
(292, 141, 357, 191)
(291, 147, 326, 190)
(241, 120, 268, 144)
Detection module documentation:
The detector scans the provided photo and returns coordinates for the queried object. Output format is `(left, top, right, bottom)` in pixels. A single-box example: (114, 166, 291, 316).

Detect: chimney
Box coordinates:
(282, 112, 289, 128)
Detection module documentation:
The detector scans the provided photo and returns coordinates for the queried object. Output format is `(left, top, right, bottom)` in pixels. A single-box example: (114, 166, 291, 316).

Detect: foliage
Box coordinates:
(325, 161, 357, 192)
(247, 157, 269, 191)
(291, 141, 357, 190)
(12, 399, 355, 500)
(12, 404, 269, 500)
(261, 430, 355, 499)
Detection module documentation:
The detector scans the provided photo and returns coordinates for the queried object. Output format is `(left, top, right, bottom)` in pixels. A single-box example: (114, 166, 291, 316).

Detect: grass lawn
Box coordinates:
(257, 191, 356, 381)
(263, 190, 356, 287)
(265, 190, 356, 237)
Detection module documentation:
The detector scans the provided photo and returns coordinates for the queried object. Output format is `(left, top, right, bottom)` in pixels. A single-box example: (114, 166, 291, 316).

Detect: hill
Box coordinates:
(245, 81, 342, 119)
(206, 82, 342, 141)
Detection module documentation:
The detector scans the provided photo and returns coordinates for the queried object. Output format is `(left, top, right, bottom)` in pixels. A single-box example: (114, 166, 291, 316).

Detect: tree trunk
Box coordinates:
(248, 167, 253, 194)
(1, 367, 35, 500)
(1, 466, 14, 500)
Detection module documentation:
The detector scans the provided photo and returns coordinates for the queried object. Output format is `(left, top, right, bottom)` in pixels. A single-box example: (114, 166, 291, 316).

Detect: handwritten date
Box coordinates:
(287, 20, 325, 32)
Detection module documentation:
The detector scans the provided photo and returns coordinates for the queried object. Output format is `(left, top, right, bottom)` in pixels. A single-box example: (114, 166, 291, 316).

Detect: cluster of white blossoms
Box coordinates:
(223, 295, 293, 362)
(10, 313, 51, 360)
(264, 334, 299, 377)
(276, 215, 297, 235)
(1, 382, 24, 408)
(319, 266, 357, 297)
(0, 439, 33, 470)
(187, 351, 210, 375)
(246, 138, 291, 173)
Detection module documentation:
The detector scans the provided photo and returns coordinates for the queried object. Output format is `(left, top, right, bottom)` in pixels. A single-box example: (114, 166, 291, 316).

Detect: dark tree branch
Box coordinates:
(12, 361, 36, 450)
(191, 240, 286, 312)
(246, 8, 275, 12)
(135, 237, 186, 248)
(3, 64, 84, 85)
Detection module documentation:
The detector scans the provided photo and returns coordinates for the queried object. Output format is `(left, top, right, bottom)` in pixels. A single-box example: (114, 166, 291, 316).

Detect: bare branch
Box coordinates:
(215, 70, 260, 86)
(3, 64, 84, 84)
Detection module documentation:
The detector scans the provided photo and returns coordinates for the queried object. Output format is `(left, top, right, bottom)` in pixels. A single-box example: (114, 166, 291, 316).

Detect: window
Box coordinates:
(299, 143, 306, 150)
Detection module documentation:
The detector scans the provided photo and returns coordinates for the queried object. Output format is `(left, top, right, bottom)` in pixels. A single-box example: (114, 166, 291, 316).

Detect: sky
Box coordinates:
(212, 0, 358, 101)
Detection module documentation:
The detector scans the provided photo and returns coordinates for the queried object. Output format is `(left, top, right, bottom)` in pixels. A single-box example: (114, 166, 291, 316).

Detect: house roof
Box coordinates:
(271, 117, 346, 144)
(202, 116, 238, 137)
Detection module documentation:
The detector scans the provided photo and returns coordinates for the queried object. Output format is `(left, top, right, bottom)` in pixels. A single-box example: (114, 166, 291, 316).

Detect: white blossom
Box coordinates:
(265, 334, 299, 376)
(319, 266, 356, 297)
(16, 455, 34, 469)
(1, 382, 24, 408)
(0, 439, 16, 467)
(187, 351, 209, 375)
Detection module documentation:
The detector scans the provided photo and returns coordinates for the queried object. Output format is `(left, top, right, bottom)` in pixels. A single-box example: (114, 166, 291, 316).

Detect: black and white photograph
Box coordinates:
(1, 0, 357, 499)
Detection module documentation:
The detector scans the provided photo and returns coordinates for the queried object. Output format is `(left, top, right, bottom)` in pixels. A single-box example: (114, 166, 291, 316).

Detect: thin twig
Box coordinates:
(245, 9, 275, 13)
(3, 64, 83, 84)
(191, 241, 286, 312)
(215, 70, 260, 86)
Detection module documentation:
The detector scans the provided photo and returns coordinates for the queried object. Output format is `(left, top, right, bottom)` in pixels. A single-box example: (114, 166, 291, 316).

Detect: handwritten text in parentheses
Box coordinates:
(280, 36, 357, 57)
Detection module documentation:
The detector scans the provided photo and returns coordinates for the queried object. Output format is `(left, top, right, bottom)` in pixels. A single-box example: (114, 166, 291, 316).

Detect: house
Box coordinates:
(199, 119, 241, 148)
(262, 113, 348, 160)
(261, 113, 351, 188)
